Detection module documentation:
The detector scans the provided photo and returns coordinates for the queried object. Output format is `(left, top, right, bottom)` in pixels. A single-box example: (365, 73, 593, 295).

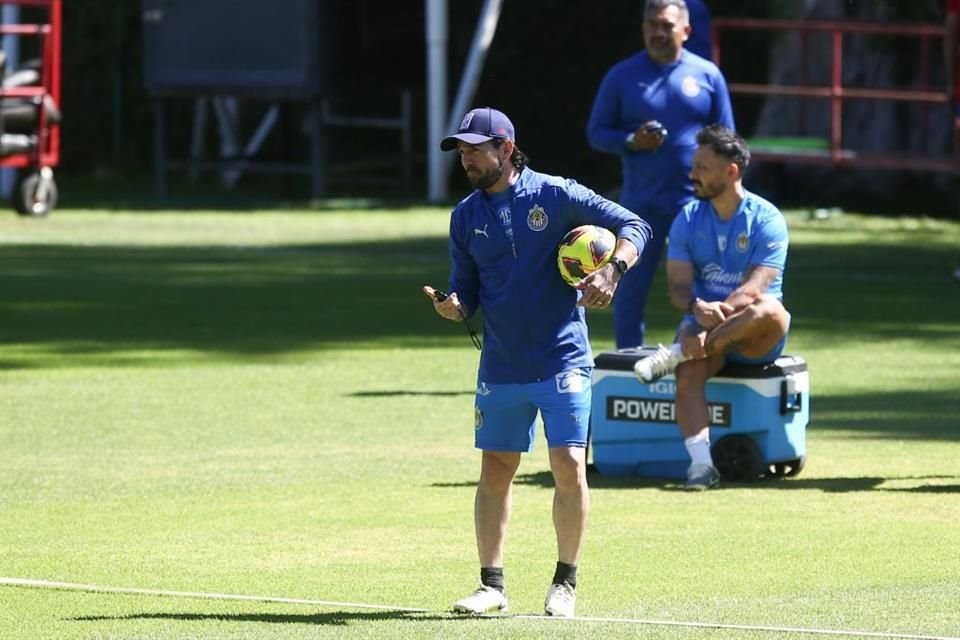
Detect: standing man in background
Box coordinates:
(945, 0, 960, 280)
(684, 0, 713, 60)
(587, 0, 734, 348)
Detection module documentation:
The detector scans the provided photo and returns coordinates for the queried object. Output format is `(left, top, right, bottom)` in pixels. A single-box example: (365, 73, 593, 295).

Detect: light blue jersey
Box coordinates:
(667, 189, 788, 303)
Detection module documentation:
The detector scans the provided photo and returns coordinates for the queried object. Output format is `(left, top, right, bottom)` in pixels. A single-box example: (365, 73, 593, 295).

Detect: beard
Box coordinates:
(466, 158, 504, 190)
(693, 179, 725, 200)
(646, 38, 679, 62)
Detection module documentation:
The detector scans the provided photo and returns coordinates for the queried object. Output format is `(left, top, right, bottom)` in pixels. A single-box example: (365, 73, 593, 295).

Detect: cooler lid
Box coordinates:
(594, 347, 807, 379)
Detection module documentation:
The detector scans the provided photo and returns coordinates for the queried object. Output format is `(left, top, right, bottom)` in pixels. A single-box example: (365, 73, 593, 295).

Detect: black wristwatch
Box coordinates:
(610, 256, 628, 277)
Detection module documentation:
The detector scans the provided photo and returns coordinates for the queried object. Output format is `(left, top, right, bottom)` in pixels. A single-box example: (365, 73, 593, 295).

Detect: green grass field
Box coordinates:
(1, 206, 959, 640)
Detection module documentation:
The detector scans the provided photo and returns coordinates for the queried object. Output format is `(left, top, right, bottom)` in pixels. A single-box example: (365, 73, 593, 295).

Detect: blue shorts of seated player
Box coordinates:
(676, 312, 792, 366)
(473, 368, 592, 452)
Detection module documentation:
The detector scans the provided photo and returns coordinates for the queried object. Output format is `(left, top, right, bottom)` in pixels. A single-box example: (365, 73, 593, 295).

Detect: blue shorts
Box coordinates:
(677, 311, 790, 366)
(474, 368, 592, 452)
(724, 333, 788, 365)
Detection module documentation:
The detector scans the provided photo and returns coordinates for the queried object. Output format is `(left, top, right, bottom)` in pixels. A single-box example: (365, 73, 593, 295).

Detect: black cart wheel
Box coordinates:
(768, 456, 806, 478)
(712, 435, 764, 482)
(13, 168, 58, 217)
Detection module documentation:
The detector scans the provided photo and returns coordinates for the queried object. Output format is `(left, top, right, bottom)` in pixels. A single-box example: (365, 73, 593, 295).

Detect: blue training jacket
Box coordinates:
(448, 167, 652, 384)
(587, 49, 734, 217)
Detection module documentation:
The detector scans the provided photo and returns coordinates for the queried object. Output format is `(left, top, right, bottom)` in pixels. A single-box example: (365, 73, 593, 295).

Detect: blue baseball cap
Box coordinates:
(440, 107, 515, 151)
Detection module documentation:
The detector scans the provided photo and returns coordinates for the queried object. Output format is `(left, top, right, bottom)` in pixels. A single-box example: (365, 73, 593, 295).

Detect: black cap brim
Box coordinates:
(440, 133, 495, 151)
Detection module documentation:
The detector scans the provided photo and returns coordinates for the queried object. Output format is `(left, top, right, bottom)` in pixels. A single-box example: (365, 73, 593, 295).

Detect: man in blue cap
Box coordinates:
(425, 107, 651, 617)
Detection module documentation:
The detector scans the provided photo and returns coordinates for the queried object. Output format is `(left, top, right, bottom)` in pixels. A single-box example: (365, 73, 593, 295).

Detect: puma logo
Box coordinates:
(474, 225, 489, 238)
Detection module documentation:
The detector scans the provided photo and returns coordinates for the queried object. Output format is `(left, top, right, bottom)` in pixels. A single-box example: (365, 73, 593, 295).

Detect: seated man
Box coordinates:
(633, 124, 791, 491)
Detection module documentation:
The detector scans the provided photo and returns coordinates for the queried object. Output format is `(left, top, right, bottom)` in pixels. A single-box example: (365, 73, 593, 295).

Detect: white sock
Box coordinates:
(684, 434, 713, 466)
(669, 343, 689, 363)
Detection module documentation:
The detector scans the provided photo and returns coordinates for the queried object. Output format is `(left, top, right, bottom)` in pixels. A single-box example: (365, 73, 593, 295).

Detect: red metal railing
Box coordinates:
(0, 0, 61, 169)
(713, 18, 957, 173)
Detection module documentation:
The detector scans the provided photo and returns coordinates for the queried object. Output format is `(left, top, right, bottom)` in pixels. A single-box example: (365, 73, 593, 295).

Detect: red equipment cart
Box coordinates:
(0, 0, 60, 216)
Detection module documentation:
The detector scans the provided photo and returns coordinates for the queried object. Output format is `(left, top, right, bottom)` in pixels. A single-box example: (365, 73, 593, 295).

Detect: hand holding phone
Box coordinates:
(422, 285, 482, 350)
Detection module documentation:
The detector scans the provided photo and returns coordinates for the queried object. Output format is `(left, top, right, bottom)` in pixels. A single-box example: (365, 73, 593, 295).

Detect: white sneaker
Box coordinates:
(633, 344, 683, 383)
(452, 584, 508, 615)
(684, 463, 720, 491)
(544, 582, 576, 617)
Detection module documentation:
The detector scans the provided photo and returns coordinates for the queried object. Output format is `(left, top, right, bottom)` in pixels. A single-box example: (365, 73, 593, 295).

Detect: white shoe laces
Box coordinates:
(549, 583, 574, 602)
(640, 344, 677, 378)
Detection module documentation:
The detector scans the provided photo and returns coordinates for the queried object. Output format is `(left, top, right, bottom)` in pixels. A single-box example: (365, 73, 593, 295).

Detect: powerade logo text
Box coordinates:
(606, 396, 732, 427)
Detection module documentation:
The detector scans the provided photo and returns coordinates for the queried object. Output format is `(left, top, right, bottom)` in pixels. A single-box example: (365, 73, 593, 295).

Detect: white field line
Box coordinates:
(2, 576, 958, 640)
(514, 613, 960, 640)
(0, 576, 429, 612)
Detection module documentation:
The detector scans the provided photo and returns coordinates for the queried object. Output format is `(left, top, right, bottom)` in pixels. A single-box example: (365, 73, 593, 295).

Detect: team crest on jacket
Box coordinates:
(681, 75, 701, 97)
(527, 205, 548, 231)
(736, 231, 749, 252)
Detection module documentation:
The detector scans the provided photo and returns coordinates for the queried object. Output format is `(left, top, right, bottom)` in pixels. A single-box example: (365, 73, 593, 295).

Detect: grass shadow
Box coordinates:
(3, 215, 960, 450)
(70, 609, 450, 626)
(513, 470, 960, 493)
(879, 484, 960, 494)
(0, 237, 455, 366)
(2, 231, 957, 365)
(811, 390, 960, 441)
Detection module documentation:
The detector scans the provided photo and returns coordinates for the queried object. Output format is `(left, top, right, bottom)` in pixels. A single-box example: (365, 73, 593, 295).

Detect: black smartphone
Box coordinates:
(433, 290, 448, 302)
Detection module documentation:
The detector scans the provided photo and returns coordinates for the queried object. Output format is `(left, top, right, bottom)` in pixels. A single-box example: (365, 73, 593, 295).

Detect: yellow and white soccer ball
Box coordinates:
(557, 225, 616, 286)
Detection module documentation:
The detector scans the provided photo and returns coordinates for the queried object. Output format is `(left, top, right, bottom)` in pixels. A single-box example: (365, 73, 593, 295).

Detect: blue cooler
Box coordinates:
(590, 347, 809, 481)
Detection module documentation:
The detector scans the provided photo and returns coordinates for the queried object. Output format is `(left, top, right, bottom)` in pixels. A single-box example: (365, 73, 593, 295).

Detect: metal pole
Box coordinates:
(443, 0, 503, 182)
(830, 29, 842, 164)
(153, 97, 167, 199)
(425, 0, 448, 202)
(401, 89, 412, 191)
(309, 97, 325, 201)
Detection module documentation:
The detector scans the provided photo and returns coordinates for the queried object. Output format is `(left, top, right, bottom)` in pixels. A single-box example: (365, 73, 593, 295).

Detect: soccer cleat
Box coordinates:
(544, 581, 576, 617)
(684, 463, 720, 491)
(452, 584, 508, 615)
(633, 344, 682, 383)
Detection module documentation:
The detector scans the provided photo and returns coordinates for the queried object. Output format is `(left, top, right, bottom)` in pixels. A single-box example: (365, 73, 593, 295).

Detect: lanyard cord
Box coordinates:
(434, 290, 482, 351)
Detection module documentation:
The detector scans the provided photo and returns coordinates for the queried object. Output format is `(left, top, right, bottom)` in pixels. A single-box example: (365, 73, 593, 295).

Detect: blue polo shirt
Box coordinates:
(587, 49, 735, 217)
(448, 167, 652, 384)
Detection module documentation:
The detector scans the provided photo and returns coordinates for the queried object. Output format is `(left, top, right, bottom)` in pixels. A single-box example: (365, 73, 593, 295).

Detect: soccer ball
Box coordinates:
(557, 225, 616, 286)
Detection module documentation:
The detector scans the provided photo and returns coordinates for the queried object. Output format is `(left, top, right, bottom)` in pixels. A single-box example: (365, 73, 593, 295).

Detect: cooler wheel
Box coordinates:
(768, 456, 806, 478)
(712, 435, 764, 482)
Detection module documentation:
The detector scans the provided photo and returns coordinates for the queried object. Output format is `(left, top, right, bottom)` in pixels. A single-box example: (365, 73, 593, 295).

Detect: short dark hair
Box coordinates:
(645, 0, 688, 17)
(696, 124, 751, 173)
